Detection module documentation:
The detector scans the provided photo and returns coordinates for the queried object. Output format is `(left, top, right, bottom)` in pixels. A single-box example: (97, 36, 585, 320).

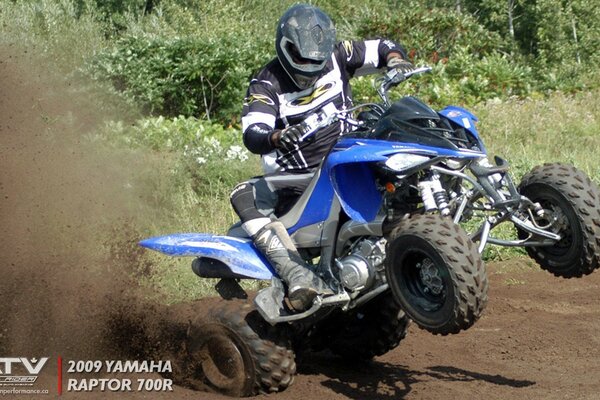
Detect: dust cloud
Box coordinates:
(0, 46, 188, 361)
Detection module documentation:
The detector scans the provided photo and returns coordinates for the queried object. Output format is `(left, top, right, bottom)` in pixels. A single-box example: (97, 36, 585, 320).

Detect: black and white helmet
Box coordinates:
(275, 4, 336, 90)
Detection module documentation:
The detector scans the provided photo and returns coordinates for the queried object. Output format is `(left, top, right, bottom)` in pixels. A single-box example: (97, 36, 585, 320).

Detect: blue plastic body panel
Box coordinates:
(288, 137, 485, 227)
(287, 168, 335, 234)
(139, 233, 275, 280)
(332, 162, 381, 222)
(326, 139, 391, 222)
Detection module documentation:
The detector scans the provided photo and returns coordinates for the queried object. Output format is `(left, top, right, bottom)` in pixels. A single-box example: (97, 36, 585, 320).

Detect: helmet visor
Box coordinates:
(280, 37, 328, 74)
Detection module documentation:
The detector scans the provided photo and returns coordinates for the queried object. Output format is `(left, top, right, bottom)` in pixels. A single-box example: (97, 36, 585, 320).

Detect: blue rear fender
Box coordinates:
(139, 233, 275, 280)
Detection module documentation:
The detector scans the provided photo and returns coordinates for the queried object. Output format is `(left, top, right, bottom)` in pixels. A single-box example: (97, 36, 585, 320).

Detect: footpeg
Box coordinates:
(254, 279, 350, 325)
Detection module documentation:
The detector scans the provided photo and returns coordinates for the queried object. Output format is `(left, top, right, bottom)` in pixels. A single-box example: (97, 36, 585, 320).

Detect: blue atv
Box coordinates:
(141, 67, 600, 396)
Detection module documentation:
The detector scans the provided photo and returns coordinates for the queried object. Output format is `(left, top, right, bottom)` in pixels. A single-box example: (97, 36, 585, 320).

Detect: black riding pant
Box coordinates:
(230, 172, 314, 224)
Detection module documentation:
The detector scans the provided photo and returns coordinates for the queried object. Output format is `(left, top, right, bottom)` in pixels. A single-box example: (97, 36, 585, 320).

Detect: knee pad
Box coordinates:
(230, 182, 263, 222)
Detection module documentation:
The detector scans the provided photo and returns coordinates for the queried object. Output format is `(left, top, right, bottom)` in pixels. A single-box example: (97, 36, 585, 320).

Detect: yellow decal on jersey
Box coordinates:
(343, 40, 353, 61)
(290, 82, 335, 106)
(244, 94, 275, 106)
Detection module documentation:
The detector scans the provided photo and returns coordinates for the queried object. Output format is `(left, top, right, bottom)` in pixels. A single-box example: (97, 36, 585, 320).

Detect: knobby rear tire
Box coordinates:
(326, 292, 410, 361)
(186, 300, 296, 397)
(518, 163, 600, 278)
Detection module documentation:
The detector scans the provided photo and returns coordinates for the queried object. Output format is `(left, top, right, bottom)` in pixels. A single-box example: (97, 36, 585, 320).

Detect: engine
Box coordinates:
(336, 237, 386, 292)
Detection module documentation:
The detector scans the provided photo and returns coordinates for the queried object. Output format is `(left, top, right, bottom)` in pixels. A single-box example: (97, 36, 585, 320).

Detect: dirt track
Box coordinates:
(2, 46, 600, 400)
(181, 262, 600, 400)
(30, 260, 600, 400)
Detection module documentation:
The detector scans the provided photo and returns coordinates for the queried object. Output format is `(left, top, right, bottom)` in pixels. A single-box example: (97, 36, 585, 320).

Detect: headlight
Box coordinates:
(384, 153, 430, 172)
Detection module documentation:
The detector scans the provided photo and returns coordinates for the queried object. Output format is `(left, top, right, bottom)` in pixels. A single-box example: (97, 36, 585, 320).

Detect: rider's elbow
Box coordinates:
(243, 124, 276, 155)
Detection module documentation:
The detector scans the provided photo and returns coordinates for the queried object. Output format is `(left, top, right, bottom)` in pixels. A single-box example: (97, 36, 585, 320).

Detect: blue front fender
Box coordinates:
(139, 233, 275, 280)
(439, 106, 487, 153)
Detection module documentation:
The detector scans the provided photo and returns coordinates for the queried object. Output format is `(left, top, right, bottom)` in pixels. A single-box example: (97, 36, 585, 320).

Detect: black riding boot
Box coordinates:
(253, 221, 332, 311)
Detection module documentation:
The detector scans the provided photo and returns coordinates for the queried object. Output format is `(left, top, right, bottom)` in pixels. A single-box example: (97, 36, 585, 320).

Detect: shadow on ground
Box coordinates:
(298, 352, 535, 399)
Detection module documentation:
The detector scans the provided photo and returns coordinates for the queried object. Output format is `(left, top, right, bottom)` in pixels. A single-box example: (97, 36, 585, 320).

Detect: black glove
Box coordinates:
(276, 125, 305, 152)
(387, 57, 415, 75)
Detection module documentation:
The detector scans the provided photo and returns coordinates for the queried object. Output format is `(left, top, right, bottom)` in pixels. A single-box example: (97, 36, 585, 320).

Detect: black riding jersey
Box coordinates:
(241, 39, 405, 174)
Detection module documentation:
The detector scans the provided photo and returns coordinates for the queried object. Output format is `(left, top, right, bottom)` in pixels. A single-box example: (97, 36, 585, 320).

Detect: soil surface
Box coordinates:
(30, 260, 600, 400)
(2, 46, 600, 400)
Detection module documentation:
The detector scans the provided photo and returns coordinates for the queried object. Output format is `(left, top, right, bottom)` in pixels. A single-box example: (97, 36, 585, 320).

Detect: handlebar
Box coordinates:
(298, 66, 433, 141)
(377, 66, 432, 107)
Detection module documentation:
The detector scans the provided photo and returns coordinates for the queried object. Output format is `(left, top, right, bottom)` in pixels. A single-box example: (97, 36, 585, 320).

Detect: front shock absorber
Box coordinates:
(418, 174, 451, 216)
(431, 174, 451, 216)
(418, 181, 437, 212)
(433, 190, 450, 216)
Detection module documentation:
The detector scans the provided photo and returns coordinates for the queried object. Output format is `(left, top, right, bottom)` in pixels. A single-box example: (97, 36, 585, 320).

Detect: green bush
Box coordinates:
(356, 2, 509, 62)
(88, 34, 270, 123)
(103, 115, 246, 155)
(71, 0, 155, 35)
(351, 2, 534, 107)
(83, 0, 281, 124)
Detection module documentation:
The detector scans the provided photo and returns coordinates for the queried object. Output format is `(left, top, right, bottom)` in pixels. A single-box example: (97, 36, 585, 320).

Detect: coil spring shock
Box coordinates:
(433, 190, 450, 216)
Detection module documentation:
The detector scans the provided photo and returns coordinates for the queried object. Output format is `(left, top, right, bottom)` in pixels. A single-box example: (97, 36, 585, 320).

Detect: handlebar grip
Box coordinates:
(379, 65, 433, 96)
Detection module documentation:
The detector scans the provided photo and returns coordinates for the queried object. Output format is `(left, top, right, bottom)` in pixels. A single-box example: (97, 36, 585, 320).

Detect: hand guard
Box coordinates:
(277, 125, 305, 152)
(387, 57, 415, 75)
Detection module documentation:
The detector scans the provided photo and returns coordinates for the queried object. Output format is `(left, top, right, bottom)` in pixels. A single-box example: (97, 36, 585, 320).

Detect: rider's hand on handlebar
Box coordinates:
(274, 125, 305, 152)
(387, 57, 415, 75)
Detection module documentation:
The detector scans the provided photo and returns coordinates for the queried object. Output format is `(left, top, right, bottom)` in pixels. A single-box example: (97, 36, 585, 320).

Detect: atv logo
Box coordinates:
(290, 82, 335, 106)
(0, 358, 49, 386)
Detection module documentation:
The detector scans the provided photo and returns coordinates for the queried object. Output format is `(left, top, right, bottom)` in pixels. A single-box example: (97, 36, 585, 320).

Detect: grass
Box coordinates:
(0, 0, 106, 71)
(504, 277, 527, 286)
(474, 91, 600, 183)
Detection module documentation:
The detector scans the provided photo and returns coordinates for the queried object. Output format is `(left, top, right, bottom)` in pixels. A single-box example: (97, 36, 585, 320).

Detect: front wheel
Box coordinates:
(518, 163, 600, 278)
(385, 214, 488, 335)
(185, 300, 296, 397)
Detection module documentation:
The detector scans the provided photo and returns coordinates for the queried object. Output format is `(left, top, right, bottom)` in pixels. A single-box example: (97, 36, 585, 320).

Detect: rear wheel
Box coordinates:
(385, 214, 488, 335)
(185, 300, 296, 397)
(518, 163, 600, 278)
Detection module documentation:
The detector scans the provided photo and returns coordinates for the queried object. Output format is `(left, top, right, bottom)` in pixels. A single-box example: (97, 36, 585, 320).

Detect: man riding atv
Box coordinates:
(230, 3, 415, 311)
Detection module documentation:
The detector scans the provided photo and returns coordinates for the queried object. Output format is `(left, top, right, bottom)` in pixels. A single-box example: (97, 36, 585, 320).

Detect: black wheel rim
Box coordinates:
(397, 247, 448, 314)
(523, 185, 582, 264)
(199, 334, 247, 393)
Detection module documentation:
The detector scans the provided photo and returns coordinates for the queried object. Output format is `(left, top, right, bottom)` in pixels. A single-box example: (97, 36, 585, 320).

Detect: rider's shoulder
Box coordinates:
(251, 59, 282, 84)
(250, 59, 295, 95)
